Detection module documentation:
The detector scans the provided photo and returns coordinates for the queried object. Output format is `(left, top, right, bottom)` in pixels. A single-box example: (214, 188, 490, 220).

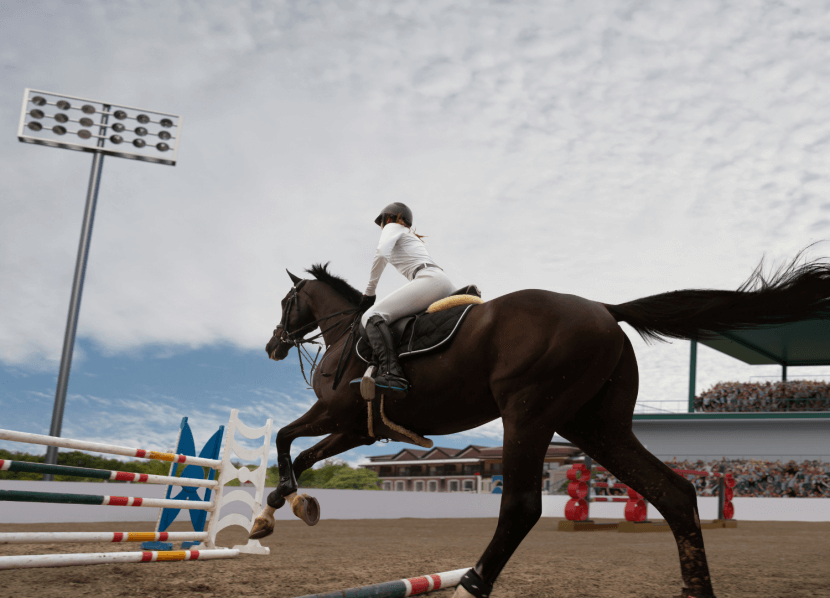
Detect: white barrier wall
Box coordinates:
(1, 481, 829, 524)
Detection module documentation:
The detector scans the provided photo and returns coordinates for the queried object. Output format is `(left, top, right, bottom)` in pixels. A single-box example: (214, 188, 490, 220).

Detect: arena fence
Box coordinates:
(0, 409, 272, 569)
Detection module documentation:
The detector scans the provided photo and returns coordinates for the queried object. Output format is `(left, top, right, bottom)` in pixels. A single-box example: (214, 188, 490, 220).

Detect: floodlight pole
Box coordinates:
(18, 89, 181, 480)
(43, 110, 109, 479)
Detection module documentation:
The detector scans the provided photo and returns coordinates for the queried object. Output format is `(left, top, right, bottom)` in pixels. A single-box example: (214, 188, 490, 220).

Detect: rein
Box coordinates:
(273, 279, 362, 389)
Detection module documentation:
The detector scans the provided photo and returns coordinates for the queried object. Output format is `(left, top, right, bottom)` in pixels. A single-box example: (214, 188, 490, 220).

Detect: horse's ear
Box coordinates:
(286, 269, 302, 285)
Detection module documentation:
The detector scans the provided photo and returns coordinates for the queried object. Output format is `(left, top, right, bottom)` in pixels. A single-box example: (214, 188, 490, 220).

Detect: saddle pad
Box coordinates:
(356, 303, 477, 363)
(427, 294, 484, 313)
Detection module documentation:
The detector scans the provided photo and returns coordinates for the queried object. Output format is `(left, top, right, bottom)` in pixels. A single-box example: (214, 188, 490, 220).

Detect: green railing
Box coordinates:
(693, 396, 830, 413)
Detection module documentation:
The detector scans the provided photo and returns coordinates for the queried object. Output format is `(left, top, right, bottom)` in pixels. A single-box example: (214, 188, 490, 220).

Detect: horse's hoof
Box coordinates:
(675, 589, 716, 598)
(452, 586, 476, 598)
(248, 515, 275, 540)
(286, 492, 321, 526)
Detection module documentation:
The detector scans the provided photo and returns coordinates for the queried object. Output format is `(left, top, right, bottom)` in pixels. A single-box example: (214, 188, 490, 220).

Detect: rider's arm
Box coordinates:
(365, 223, 405, 295)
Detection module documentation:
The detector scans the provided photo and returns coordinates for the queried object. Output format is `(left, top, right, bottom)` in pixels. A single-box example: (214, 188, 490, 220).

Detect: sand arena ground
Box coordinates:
(1, 518, 828, 598)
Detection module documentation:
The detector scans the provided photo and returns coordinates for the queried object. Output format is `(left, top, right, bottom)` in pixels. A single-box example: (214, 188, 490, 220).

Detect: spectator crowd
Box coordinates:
(587, 381, 830, 498)
(693, 380, 830, 413)
(594, 458, 830, 498)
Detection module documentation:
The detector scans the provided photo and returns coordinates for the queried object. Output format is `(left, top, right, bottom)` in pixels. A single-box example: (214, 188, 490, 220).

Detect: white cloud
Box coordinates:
(3, 0, 830, 416)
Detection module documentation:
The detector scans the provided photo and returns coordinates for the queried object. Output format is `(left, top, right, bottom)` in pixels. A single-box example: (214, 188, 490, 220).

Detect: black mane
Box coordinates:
(306, 262, 362, 306)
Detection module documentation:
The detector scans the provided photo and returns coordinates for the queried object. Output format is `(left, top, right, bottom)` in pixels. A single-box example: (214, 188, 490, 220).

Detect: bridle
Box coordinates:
(275, 279, 310, 347)
(272, 279, 362, 389)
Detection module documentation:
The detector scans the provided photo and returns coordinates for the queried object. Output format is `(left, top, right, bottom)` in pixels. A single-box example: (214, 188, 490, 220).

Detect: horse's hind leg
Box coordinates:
(558, 337, 716, 598)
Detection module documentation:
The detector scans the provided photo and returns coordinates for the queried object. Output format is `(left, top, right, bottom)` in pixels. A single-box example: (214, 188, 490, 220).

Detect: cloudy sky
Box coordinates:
(2, 0, 830, 466)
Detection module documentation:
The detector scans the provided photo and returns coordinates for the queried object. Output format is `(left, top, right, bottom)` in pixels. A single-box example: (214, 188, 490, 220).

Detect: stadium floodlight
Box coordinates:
(18, 88, 182, 165)
(17, 89, 183, 480)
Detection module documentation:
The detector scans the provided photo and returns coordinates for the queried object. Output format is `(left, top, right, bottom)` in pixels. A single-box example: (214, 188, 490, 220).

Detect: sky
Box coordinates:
(3, 0, 830, 467)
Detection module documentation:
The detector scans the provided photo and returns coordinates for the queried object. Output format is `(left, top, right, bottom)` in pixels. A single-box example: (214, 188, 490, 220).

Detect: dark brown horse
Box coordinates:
(252, 253, 830, 598)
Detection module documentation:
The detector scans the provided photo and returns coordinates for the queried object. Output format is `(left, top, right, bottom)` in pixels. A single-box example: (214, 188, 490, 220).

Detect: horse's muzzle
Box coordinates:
(266, 333, 290, 361)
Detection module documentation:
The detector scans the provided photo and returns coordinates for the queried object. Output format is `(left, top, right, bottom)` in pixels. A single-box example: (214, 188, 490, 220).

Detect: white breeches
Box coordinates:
(361, 268, 455, 327)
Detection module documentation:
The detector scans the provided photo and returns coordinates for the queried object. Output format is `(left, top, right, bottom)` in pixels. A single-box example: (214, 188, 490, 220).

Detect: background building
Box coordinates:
(361, 443, 581, 492)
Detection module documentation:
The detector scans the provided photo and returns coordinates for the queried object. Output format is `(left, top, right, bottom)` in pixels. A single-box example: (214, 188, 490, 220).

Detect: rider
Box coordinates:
(359, 202, 454, 397)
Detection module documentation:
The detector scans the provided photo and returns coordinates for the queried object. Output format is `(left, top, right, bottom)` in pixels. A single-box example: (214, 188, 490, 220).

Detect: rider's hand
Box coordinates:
(359, 294, 376, 310)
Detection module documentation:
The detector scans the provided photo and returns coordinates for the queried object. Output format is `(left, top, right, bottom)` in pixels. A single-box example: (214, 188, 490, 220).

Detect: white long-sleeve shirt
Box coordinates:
(365, 222, 435, 295)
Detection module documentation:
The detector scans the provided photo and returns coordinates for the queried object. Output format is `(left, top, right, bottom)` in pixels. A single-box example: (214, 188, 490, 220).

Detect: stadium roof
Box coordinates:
(700, 319, 830, 366)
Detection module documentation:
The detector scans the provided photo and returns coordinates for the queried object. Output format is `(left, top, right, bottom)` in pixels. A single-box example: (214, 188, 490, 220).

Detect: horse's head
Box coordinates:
(266, 270, 316, 361)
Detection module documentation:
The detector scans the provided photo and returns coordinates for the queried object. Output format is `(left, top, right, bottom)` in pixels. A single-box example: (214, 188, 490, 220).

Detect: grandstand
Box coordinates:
(630, 321, 830, 485)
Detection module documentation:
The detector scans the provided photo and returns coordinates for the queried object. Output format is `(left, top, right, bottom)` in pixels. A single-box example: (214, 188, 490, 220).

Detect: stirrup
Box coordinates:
(359, 365, 376, 400)
(375, 375, 409, 398)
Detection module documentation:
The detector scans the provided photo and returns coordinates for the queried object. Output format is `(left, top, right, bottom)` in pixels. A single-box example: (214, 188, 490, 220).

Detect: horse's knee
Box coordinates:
(293, 448, 317, 478)
(679, 477, 698, 501)
(653, 477, 698, 517)
(673, 477, 698, 507)
(525, 500, 543, 526)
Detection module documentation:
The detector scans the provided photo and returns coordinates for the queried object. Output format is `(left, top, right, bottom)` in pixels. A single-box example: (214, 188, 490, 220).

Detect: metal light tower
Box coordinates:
(17, 89, 183, 479)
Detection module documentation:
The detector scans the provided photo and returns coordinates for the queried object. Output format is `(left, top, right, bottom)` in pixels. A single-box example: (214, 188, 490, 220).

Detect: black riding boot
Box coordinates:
(364, 315, 409, 397)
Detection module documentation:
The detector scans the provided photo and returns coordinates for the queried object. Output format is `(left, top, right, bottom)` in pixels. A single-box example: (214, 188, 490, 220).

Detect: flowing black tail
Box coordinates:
(603, 248, 830, 343)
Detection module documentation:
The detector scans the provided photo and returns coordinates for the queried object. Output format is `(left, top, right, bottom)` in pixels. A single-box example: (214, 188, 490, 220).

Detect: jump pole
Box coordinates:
(0, 489, 214, 510)
(0, 409, 273, 569)
(0, 459, 218, 487)
(0, 531, 208, 544)
(0, 549, 239, 570)
(0, 429, 221, 468)
(294, 568, 470, 598)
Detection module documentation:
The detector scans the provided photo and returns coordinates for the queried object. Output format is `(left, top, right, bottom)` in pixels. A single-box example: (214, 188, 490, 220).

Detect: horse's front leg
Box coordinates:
(275, 429, 374, 523)
(292, 431, 375, 481)
(453, 410, 555, 598)
(250, 405, 366, 539)
(272, 402, 344, 501)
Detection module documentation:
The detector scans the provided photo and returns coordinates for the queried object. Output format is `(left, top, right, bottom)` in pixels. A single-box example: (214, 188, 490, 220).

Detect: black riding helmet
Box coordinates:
(374, 202, 413, 228)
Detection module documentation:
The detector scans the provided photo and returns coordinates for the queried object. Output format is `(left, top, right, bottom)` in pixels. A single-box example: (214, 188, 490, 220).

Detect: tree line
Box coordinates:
(1, 450, 379, 490)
